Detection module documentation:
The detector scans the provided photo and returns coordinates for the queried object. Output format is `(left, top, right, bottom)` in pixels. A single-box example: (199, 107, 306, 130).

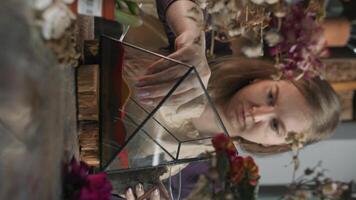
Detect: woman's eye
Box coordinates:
(267, 90, 274, 105)
(270, 118, 279, 133)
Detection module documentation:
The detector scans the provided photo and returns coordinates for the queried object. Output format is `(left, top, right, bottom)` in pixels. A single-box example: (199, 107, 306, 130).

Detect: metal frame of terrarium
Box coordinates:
(99, 35, 229, 173)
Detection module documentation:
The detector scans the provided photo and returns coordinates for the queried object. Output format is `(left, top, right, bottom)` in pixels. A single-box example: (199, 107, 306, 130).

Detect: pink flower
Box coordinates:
(82, 173, 113, 200)
(63, 158, 113, 200)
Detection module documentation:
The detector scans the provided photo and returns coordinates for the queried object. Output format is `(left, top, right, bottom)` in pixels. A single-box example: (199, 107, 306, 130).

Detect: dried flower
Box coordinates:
(264, 29, 282, 47)
(250, 0, 265, 5)
(207, 1, 225, 13)
(197, 0, 208, 9)
(285, 132, 305, 152)
(228, 27, 244, 37)
(242, 43, 264, 58)
(322, 182, 338, 196)
(41, 3, 76, 40)
(294, 190, 311, 200)
(274, 10, 287, 18)
(269, 2, 326, 80)
(265, 0, 279, 4)
(33, 0, 53, 10)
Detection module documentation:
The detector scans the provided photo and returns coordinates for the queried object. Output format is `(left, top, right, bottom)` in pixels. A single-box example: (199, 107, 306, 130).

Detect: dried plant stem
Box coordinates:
(208, 30, 215, 58)
(291, 150, 300, 184)
(245, 5, 249, 23)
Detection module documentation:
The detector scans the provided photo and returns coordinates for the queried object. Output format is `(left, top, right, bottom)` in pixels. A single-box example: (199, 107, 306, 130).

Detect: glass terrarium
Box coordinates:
(99, 35, 229, 174)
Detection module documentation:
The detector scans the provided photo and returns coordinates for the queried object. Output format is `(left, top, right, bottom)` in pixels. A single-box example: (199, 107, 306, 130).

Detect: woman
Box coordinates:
(126, 0, 340, 154)
(119, 1, 341, 198)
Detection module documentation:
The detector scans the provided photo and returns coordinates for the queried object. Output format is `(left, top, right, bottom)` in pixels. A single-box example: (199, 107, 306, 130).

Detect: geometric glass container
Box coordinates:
(99, 35, 229, 174)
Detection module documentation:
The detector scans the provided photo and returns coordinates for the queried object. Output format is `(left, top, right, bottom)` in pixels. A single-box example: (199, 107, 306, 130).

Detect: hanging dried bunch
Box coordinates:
(268, 1, 328, 80)
(189, 0, 288, 57)
(189, 0, 327, 80)
(283, 161, 351, 200)
(32, 0, 80, 66)
(194, 0, 278, 39)
(33, 0, 76, 40)
(45, 23, 80, 66)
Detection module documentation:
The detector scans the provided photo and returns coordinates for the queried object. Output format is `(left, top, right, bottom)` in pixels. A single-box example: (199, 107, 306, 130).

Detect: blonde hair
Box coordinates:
(208, 57, 341, 154)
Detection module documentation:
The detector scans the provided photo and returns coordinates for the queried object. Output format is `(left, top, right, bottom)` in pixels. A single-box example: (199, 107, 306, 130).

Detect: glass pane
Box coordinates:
(105, 129, 175, 171)
(178, 138, 216, 160)
(100, 115, 137, 169)
(154, 69, 227, 142)
(99, 36, 229, 172)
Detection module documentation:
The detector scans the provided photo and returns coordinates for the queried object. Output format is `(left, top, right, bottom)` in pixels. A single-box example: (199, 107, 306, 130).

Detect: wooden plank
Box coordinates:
(79, 122, 99, 167)
(332, 81, 356, 91)
(83, 40, 99, 65)
(77, 64, 99, 120)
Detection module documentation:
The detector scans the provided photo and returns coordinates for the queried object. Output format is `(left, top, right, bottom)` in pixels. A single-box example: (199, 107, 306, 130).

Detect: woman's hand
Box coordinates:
(125, 184, 160, 200)
(135, 30, 210, 107)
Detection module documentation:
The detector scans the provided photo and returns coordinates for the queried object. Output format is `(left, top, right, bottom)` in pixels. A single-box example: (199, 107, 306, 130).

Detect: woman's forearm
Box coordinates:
(165, 0, 203, 37)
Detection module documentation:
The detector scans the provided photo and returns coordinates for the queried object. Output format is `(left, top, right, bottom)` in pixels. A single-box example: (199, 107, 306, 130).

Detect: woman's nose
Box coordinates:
(247, 106, 275, 123)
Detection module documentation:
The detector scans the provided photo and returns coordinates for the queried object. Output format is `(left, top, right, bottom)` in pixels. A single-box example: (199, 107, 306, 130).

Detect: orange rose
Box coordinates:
(243, 156, 260, 185)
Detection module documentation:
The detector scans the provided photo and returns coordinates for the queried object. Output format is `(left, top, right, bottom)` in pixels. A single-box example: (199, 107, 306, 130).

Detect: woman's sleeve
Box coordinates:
(156, 0, 178, 50)
(156, 0, 177, 16)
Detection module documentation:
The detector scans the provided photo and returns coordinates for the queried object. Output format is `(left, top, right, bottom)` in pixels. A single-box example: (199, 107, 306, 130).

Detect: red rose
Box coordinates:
(229, 156, 245, 184)
(212, 133, 237, 157)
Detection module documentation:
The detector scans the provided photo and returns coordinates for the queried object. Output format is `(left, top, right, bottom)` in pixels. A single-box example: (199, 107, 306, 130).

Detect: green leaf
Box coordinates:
(238, 181, 260, 200)
(123, 0, 140, 15)
(116, 0, 122, 9)
(217, 153, 230, 181)
(115, 9, 142, 27)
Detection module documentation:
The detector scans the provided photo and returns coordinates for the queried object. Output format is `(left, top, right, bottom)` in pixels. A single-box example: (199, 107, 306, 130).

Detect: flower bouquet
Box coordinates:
(185, 133, 260, 200)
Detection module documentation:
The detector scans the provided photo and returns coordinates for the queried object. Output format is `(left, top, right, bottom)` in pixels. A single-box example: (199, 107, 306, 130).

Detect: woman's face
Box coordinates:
(220, 80, 311, 146)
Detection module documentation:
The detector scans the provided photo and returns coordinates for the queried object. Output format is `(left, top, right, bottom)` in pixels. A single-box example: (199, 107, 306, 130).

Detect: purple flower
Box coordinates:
(63, 158, 113, 200)
(78, 173, 113, 200)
